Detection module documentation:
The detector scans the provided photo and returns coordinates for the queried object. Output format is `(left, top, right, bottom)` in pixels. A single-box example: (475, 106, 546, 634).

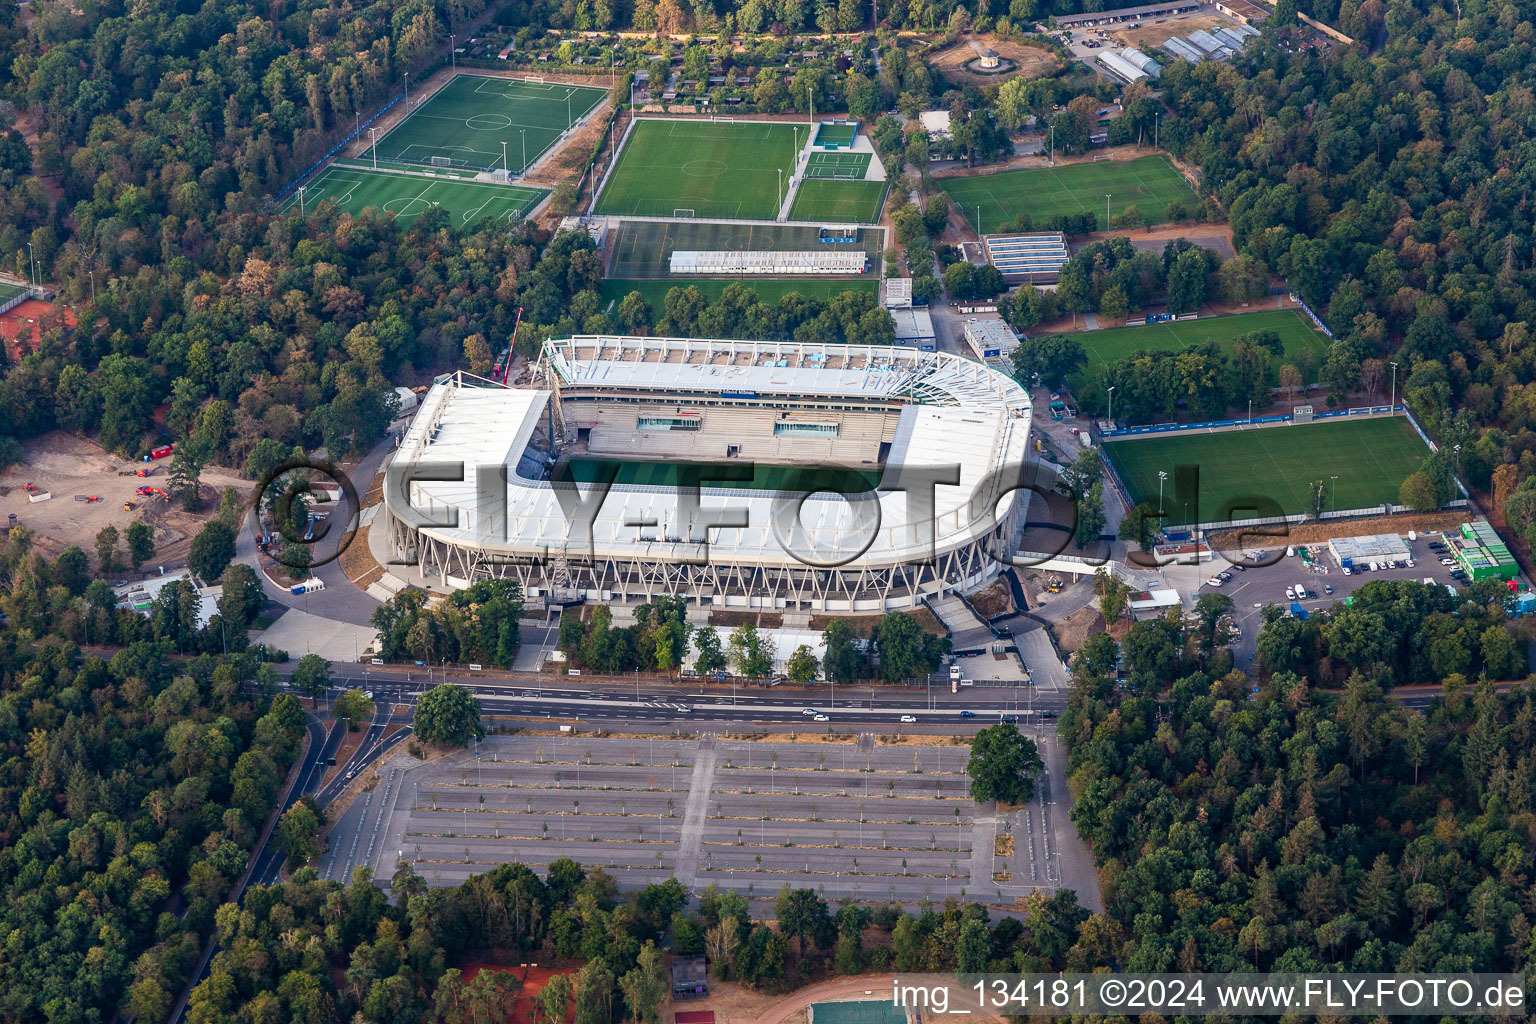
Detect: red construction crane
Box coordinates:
(503, 306, 524, 386)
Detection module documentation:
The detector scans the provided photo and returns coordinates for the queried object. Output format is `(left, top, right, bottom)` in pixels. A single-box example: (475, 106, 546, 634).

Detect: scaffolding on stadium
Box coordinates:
(667, 250, 868, 275)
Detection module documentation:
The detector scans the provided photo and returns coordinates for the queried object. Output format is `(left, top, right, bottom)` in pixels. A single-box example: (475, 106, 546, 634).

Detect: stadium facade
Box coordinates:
(382, 336, 1033, 612)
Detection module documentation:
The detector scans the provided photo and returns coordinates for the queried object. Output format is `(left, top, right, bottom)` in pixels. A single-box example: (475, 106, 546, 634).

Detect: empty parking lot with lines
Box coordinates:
(280, 165, 546, 225)
(364, 734, 1089, 906)
(939, 155, 1198, 231)
(596, 119, 811, 219)
(1104, 415, 1432, 526)
(371, 75, 605, 171)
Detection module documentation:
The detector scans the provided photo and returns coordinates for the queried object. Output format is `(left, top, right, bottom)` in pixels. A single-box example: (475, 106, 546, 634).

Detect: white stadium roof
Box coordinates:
(390, 337, 1032, 572)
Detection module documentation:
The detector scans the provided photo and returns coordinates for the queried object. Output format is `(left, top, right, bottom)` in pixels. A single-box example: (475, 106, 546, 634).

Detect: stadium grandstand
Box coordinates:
(668, 250, 869, 275)
(984, 233, 1070, 283)
(381, 336, 1033, 612)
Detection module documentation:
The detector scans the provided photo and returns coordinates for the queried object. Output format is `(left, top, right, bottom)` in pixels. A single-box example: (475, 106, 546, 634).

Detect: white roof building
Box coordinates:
(918, 109, 952, 137)
(382, 337, 1033, 612)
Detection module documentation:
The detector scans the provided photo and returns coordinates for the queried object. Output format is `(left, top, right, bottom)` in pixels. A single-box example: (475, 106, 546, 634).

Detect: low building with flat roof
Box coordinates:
(1328, 534, 1410, 566)
(963, 317, 1019, 361)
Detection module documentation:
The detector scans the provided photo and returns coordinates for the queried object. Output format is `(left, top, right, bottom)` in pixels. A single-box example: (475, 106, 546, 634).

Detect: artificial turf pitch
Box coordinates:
(788, 180, 886, 223)
(598, 277, 877, 310)
(371, 75, 605, 171)
(1065, 309, 1329, 368)
(604, 219, 881, 279)
(939, 155, 1198, 231)
(804, 151, 872, 178)
(595, 120, 811, 219)
(280, 165, 546, 225)
(0, 281, 28, 306)
(1103, 416, 1432, 526)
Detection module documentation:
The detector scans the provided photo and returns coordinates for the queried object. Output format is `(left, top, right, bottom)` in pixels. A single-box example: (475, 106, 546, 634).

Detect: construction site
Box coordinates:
(0, 431, 252, 567)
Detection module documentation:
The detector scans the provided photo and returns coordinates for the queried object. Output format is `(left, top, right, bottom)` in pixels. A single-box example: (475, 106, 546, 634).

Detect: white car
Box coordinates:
(1440, 557, 1455, 566)
(802, 708, 818, 716)
(900, 715, 917, 723)
(813, 714, 830, 722)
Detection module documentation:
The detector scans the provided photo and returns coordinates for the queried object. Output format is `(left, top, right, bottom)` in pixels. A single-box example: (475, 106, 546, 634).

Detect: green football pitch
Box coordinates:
(595, 119, 811, 219)
(371, 75, 605, 171)
(788, 180, 886, 223)
(280, 165, 546, 225)
(1104, 416, 1431, 526)
(0, 280, 28, 305)
(805, 151, 871, 178)
(1065, 309, 1329, 368)
(598, 277, 877, 310)
(939, 155, 1198, 231)
(813, 122, 858, 147)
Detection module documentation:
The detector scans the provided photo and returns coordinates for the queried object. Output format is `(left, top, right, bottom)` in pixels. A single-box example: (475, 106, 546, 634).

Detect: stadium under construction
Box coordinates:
(382, 336, 1034, 612)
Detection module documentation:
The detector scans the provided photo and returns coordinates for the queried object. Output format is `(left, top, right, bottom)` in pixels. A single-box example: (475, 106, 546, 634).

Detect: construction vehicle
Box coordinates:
(73, 495, 101, 503)
(122, 501, 136, 511)
(23, 482, 35, 493)
(134, 485, 169, 500)
(134, 467, 156, 478)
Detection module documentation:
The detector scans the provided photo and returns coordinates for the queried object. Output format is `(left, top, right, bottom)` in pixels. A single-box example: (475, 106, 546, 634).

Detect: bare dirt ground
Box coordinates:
(0, 432, 251, 568)
(1112, 14, 1229, 48)
(1207, 511, 1471, 551)
(1052, 603, 1106, 656)
(926, 33, 1060, 85)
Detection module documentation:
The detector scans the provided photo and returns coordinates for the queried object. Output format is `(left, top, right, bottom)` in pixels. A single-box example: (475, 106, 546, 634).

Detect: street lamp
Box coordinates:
(1106, 385, 1116, 424)
(297, 185, 307, 216)
(1158, 470, 1168, 514)
(521, 129, 527, 171)
(369, 127, 379, 170)
(1389, 360, 1399, 409)
(1330, 475, 1338, 515)
(451, 34, 456, 70)
(26, 241, 35, 288)
(1105, 193, 1111, 229)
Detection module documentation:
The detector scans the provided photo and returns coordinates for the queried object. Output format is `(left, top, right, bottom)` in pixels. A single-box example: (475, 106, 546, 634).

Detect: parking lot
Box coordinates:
(349, 733, 1099, 911)
(1204, 531, 1468, 664)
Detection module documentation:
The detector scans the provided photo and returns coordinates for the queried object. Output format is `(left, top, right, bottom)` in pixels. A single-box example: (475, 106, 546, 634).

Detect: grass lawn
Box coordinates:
(939, 154, 1198, 231)
(595, 119, 811, 219)
(1104, 416, 1431, 526)
(788, 179, 886, 223)
(1066, 309, 1328, 368)
(281, 165, 545, 225)
(599, 277, 878, 310)
(371, 75, 605, 171)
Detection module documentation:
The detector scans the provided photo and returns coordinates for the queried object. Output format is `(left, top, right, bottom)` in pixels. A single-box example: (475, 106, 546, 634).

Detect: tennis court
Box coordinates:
(805, 151, 872, 179)
(606, 219, 881, 278)
(370, 75, 605, 171)
(595, 119, 810, 219)
(1104, 416, 1431, 526)
(788, 180, 886, 223)
(939, 155, 1197, 231)
(280, 165, 546, 225)
(813, 121, 859, 148)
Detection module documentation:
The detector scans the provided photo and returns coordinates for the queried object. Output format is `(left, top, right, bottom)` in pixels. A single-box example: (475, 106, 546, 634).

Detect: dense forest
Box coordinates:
(0, 535, 306, 1020)
(1063, 580, 1536, 976)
